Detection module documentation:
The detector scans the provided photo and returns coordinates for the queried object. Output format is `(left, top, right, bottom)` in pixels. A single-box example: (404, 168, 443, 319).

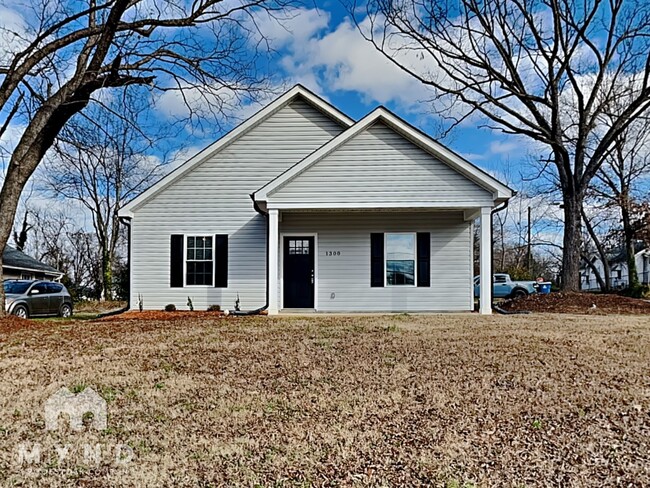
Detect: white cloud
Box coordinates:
(0, 6, 28, 64)
(0, 122, 26, 179)
(489, 140, 521, 155)
(250, 8, 330, 48)
(251, 9, 433, 112)
(166, 145, 204, 172)
(154, 83, 278, 131)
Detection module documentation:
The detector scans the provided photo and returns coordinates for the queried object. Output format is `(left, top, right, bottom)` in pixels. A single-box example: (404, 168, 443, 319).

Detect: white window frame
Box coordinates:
(184, 235, 215, 287)
(384, 232, 417, 287)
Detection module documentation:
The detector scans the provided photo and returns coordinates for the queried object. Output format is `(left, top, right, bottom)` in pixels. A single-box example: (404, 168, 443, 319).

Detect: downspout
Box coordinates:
(221, 195, 270, 316)
(490, 199, 530, 315)
(490, 200, 509, 280)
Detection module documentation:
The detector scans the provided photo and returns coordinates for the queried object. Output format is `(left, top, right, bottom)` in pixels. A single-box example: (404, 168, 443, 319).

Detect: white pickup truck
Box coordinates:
(473, 273, 538, 299)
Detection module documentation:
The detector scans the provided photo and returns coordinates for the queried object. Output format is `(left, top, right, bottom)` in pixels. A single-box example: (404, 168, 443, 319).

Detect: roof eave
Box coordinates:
(254, 108, 514, 205)
(120, 85, 354, 216)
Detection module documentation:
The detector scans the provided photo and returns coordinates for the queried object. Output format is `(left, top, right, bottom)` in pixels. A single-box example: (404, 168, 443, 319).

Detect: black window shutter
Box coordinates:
(214, 234, 228, 288)
(417, 232, 431, 287)
(170, 235, 184, 288)
(370, 233, 384, 287)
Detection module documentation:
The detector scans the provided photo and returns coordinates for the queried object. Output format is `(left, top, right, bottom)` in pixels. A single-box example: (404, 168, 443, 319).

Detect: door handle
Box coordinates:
(311, 270, 314, 284)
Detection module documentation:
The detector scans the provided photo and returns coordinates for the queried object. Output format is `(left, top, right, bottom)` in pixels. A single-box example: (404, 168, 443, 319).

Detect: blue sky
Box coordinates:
(154, 3, 531, 188)
(0, 1, 536, 193)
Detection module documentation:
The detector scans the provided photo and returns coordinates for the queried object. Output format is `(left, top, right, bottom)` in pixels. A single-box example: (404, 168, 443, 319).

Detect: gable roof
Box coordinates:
(119, 85, 354, 217)
(253, 107, 514, 204)
(2, 246, 61, 276)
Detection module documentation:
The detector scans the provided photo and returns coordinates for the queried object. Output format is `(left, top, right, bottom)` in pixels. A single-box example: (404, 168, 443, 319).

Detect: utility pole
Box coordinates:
(527, 206, 532, 277)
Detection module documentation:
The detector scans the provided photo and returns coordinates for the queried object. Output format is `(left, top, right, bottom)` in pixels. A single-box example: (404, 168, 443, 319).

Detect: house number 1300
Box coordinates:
(325, 251, 341, 256)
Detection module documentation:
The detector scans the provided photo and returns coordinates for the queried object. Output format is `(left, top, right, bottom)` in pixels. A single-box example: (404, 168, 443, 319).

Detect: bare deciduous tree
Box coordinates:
(356, 0, 650, 290)
(25, 208, 101, 296)
(0, 0, 289, 313)
(44, 98, 165, 300)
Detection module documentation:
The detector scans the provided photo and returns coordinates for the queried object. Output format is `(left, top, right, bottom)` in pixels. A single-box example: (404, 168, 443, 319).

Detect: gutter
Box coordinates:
(2, 265, 63, 280)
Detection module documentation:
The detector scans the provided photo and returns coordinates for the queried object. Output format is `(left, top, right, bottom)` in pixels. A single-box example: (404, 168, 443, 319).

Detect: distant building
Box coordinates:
(580, 242, 650, 291)
(2, 246, 62, 281)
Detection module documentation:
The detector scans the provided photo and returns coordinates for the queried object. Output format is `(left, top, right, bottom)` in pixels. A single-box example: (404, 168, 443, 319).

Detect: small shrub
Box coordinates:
(164, 304, 176, 312)
(207, 304, 221, 312)
(187, 297, 194, 311)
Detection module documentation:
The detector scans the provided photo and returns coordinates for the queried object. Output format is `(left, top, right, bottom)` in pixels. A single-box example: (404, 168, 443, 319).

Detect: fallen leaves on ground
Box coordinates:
(501, 291, 650, 314)
(0, 313, 648, 486)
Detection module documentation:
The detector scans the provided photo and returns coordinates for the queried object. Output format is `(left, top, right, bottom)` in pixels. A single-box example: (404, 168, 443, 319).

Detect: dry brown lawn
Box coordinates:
(0, 313, 649, 487)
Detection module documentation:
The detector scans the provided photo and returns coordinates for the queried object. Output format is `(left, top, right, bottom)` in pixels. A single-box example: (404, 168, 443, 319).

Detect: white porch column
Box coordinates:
(479, 206, 492, 315)
(268, 209, 279, 315)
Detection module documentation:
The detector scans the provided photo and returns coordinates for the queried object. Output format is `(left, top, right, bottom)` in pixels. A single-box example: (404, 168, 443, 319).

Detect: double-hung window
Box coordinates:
(385, 233, 416, 286)
(186, 236, 213, 285)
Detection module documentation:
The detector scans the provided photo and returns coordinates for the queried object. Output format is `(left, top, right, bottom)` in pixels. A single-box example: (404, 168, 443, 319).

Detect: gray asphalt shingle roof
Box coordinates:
(2, 246, 60, 275)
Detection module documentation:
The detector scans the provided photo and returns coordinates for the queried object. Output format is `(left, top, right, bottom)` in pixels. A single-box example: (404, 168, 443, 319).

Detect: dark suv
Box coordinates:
(3, 280, 73, 318)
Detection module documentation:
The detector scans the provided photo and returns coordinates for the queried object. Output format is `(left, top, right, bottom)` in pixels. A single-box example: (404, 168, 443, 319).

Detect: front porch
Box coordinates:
(265, 208, 494, 315)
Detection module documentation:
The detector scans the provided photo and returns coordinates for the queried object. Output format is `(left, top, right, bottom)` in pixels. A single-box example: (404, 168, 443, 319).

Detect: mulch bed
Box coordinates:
(99, 310, 228, 321)
(501, 291, 650, 314)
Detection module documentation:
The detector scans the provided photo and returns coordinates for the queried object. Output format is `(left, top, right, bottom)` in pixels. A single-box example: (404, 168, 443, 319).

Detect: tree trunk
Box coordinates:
(561, 192, 583, 291)
(582, 254, 607, 291)
(13, 210, 30, 251)
(0, 156, 36, 316)
(101, 248, 112, 301)
(581, 205, 611, 292)
(621, 193, 639, 288)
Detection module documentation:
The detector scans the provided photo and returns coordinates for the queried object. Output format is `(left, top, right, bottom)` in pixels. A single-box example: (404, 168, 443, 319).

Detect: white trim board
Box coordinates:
(254, 107, 514, 204)
(118, 85, 354, 217)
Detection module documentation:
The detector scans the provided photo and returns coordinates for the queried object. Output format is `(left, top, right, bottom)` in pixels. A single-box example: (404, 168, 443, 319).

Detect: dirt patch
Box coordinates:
(0, 314, 648, 486)
(501, 291, 650, 314)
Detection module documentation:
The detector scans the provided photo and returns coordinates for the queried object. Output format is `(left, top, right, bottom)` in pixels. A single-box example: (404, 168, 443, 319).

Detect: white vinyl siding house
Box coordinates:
(581, 247, 650, 291)
(120, 85, 513, 314)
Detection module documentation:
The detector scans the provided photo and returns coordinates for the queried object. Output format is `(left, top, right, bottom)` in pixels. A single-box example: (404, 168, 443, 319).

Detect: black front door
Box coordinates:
(283, 236, 315, 308)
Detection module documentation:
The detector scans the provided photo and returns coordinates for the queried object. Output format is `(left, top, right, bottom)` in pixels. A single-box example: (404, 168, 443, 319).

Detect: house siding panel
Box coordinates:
(269, 122, 494, 206)
(130, 99, 345, 310)
(279, 211, 472, 312)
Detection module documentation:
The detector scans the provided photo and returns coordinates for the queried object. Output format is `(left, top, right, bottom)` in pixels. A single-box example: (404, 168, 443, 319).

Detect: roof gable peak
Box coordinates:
(254, 105, 514, 202)
(119, 85, 353, 216)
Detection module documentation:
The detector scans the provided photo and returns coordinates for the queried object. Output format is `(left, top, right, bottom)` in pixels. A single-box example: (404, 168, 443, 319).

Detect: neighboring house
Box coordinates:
(119, 85, 513, 314)
(580, 243, 650, 291)
(2, 246, 62, 281)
